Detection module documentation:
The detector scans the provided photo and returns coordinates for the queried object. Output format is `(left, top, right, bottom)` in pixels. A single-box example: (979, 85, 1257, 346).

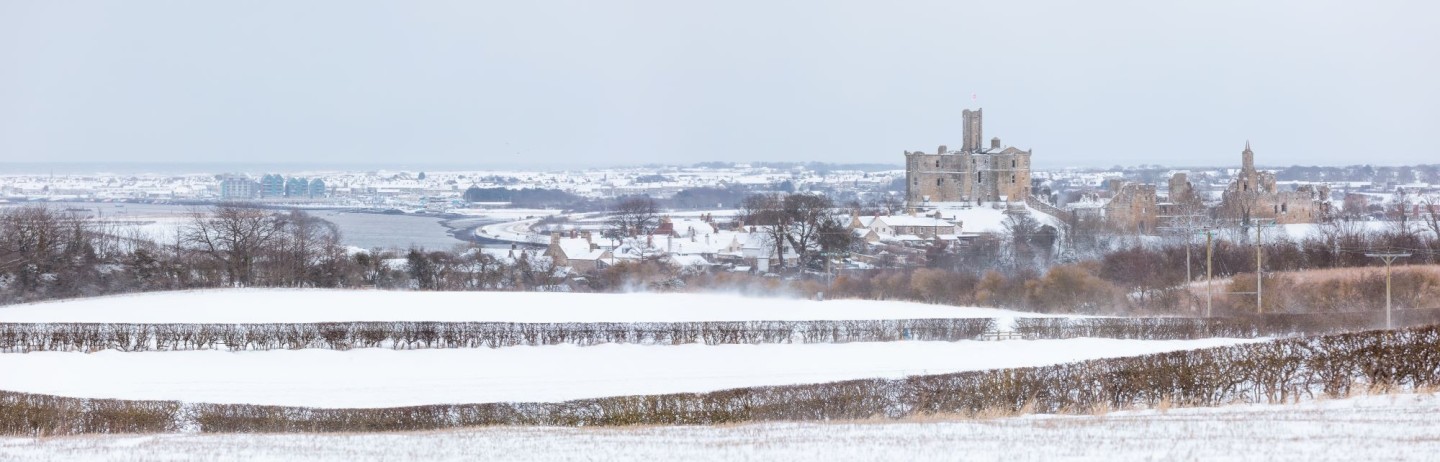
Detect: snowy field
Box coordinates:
(0, 289, 1064, 324)
(0, 338, 1249, 407)
(2, 392, 1435, 461)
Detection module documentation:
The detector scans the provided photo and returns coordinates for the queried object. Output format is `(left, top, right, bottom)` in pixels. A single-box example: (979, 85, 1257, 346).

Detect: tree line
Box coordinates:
(0, 203, 570, 304)
(4, 197, 1438, 315)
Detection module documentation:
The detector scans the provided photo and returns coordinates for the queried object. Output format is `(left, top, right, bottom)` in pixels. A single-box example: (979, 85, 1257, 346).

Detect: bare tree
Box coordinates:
(1422, 193, 1440, 239)
(741, 193, 791, 270)
(184, 202, 281, 286)
(782, 194, 835, 269)
(0, 206, 65, 295)
(1003, 212, 1042, 268)
(270, 210, 342, 287)
(605, 196, 660, 238)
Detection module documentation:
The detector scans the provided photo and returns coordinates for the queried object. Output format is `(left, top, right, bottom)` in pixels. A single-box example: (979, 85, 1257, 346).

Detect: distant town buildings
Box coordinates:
(260, 174, 285, 198)
(219, 176, 258, 200)
(217, 174, 327, 201)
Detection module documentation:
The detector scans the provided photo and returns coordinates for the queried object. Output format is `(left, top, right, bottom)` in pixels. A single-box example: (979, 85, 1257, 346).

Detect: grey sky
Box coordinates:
(1, 1, 1436, 169)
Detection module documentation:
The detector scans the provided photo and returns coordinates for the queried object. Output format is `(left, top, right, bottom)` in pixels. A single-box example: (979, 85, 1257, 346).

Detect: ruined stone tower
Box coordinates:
(904, 108, 1032, 209)
(1217, 141, 1331, 224)
(961, 109, 983, 153)
(1242, 140, 1254, 171)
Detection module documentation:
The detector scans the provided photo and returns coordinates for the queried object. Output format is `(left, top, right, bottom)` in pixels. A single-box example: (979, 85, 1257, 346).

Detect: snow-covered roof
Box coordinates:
(669, 254, 710, 267)
(871, 216, 955, 228)
(554, 237, 607, 261)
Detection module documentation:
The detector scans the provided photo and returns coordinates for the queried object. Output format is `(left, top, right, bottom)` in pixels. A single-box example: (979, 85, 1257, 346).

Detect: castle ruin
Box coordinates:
(1214, 142, 1330, 224)
(904, 109, 1032, 209)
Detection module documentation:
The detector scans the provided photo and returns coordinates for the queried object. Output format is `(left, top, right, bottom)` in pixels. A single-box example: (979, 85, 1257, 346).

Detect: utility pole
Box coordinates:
(1250, 220, 1274, 314)
(1157, 214, 1206, 313)
(1182, 227, 1193, 286)
(1365, 252, 1412, 329)
(1256, 224, 1263, 314)
(1205, 228, 1213, 318)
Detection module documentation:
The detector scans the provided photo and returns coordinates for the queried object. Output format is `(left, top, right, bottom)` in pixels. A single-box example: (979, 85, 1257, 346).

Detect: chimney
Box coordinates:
(937, 145, 948, 154)
(550, 232, 560, 246)
(991, 137, 1001, 150)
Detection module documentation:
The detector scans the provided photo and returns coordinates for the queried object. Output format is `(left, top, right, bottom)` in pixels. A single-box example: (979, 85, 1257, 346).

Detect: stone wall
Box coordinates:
(1103, 183, 1159, 234)
(904, 108, 1033, 209)
(1216, 144, 1330, 224)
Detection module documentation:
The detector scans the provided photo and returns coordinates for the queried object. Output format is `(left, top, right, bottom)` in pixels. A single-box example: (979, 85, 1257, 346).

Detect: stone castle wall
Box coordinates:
(905, 109, 1032, 208)
(1216, 144, 1330, 224)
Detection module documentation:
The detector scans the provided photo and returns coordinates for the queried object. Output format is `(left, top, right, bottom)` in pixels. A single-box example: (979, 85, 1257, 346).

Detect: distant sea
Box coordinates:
(0, 161, 618, 176)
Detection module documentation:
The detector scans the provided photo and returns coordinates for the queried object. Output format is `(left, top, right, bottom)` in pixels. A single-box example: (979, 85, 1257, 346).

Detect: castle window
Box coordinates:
(936, 160, 940, 168)
(1011, 174, 1016, 184)
(1282, 203, 1288, 213)
(1012, 159, 1016, 168)
(977, 172, 983, 184)
(937, 178, 943, 186)
(913, 178, 918, 186)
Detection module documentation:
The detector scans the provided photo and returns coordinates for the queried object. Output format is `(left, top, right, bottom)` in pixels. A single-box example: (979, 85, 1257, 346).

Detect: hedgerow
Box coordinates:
(3, 325, 1438, 435)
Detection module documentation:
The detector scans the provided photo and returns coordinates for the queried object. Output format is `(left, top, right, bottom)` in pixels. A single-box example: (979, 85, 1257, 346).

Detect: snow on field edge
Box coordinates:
(2, 392, 1434, 462)
(0, 289, 1076, 324)
(0, 337, 1255, 407)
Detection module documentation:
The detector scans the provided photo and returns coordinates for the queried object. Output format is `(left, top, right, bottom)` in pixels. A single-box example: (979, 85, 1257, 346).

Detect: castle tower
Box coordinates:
(962, 108, 983, 152)
(1242, 140, 1254, 171)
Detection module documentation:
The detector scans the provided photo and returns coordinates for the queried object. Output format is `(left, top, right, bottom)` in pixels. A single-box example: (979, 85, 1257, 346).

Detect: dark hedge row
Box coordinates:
(0, 318, 995, 352)
(3, 325, 1438, 435)
(1014, 308, 1440, 340)
(7, 309, 1438, 353)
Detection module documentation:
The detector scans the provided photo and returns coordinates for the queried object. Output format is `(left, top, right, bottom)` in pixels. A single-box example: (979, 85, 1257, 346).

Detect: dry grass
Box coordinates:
(1283, 264, 1440, 284)
(1189, 264, 1440, 293)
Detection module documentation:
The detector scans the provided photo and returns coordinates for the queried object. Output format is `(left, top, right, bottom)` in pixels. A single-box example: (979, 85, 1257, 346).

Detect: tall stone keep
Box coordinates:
(961, 109, 983, 153)
(904, 108, 1032, 209)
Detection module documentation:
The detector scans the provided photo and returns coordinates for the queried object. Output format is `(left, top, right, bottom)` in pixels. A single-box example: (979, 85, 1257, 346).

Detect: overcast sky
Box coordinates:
(1, 1, 1436, 169)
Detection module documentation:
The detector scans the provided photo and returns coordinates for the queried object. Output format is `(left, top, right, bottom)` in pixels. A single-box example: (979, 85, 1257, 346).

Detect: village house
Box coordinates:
(543, 231, 611, 273)
(850, 211, 962, 246)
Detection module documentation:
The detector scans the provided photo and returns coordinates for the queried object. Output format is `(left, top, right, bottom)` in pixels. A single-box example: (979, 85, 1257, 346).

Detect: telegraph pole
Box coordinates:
(1256, 224, 1263, 314)
(1365, 252, 1412, 329)
(1158, 214, 1206, 313)
(1249, 220, 1274, 314)
(1205, 228, 1213, 318)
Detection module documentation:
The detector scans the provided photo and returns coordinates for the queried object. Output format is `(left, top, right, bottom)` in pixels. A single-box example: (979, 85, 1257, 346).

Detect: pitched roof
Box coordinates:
(872, 216, 956, 228)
